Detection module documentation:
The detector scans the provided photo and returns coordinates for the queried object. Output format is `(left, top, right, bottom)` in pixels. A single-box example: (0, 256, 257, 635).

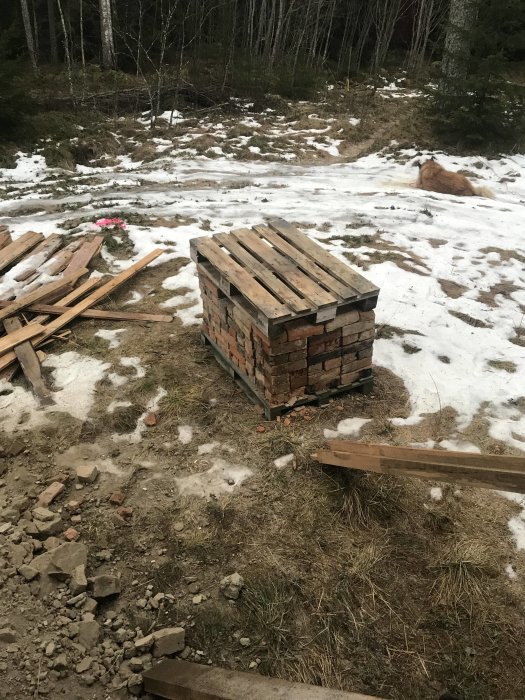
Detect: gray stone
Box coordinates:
(219, 573, 244, 600)
(0, 628, 16, 644)
(188, 582, 200, 594)
(127, 673, 143, 696)
(82, 598, 98, 614)
(76, 465, 99, 484)
(239, 637, 251, 647)
(77, 621, 100, 650)
(52, 653, 68, 671)
(45, 642, 56, 657)
(128, 657, 144, 672)
(75, 657, 93, 674)
(152, 627, 185, 658)
(32, 507, 55, 522)
(34, 517, 63, 537)
(18, 565, 39, 581)
(70, 565, 87, 595)
(134, 634, 154, 653)
(91, 574, 121, 599)
(0, 523, 11, 535)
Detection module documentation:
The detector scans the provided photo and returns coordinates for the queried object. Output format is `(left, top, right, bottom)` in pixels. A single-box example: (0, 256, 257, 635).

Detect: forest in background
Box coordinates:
(1, 0, 525, 149)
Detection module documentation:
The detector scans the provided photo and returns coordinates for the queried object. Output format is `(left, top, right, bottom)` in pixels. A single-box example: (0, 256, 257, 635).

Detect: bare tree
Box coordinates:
(99, 0, 116, 69)
(20, 0, 38, 74)
(47, 0, 58, 63)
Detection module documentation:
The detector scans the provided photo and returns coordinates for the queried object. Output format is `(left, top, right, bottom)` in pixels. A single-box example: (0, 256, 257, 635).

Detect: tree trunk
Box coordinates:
(47, 0, 58, 63)
(99, 0, 116, 69)
(20, 0, 38, 73)
(441, 0, 482, 94)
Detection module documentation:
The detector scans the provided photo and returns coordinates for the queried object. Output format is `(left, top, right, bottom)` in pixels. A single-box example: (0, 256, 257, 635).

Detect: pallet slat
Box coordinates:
(254, 224, 354, 300)
(231, 227, 338, 312)
(191, 237, 289, 320)
(216, 231, 310, 314)
(0, 323, 45, 355)
(0, 300, 173, 323)
(64, 235, 104, 274)
(13, 233, 64, 282)
(3, 317, 53, 404)
(269, 218, 379, 297)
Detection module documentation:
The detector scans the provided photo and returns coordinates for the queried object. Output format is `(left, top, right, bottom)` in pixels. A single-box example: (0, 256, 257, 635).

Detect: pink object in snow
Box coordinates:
(95, 217, 127, 230)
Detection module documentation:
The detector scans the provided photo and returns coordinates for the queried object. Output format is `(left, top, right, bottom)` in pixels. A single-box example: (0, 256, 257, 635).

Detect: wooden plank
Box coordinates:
(143, 660, 381, 700)
(0, 230, 12, 250)
(0, 268, 89, 321)
(3, 317, 53, 404)
(326, 440, 525, 472)
(269, 219, 379, 297)
(0, 300, 172, 323)
(0, 250, 163, 372)
(254, 224, 354, 300)
(33, 249, 164, 344)
(0, 350, 45, 383)
(30, 277, 103, 325)
(38, 237, 86, 277)
(14, 234, 64, 281)
(0, 231, 44, 274)
(215, 231, 310, 314)
(64, 235, 103, 274)
(315, 449, 525, 492)
(192, 237, 289, 320)
(230, 228, 338, 311)
(0, 323, 45, 355)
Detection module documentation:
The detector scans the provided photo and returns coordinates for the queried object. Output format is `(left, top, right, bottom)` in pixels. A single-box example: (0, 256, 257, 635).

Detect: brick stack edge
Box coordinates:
(200, 275, 375, 408)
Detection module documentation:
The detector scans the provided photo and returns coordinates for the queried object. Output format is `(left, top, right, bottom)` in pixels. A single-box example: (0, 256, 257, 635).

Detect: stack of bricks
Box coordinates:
(200, 274, 375, 408)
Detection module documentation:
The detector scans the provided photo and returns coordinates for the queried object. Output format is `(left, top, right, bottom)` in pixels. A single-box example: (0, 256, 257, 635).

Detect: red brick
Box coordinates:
(64, 527, 80, 542)
(325, 310, 360, 331)
(290, 369, 308, 390)
(341, 371, 360, 386)
(285, 319, 325, 341)
(109, 491, 126, 506)
(324, 356, 342, 371)
(37, 481, 65, 508)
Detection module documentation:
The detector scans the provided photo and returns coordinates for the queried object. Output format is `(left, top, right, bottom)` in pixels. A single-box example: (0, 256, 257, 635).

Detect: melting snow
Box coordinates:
(178, 425, 193, 445)
(175, 458, 252, 498)
(95, 329, 127, 349)
(323, 417, 372, 439)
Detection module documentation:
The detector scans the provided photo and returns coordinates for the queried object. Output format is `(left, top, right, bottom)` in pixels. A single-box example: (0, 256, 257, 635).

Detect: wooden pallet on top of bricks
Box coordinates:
(190, 218, 380, 418)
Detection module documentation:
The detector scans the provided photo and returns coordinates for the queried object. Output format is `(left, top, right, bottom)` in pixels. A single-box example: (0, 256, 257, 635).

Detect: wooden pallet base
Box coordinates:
(202, 332, 373, 419)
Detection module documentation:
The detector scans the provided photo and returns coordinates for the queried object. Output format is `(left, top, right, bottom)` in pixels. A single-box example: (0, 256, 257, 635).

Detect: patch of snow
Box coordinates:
(113, 387, 167, 444)
(323, 417, 371, 439)
(348, 117, 361, 126)
(175, 458, 252, 498)
(120, 356, 146, 378)
(508, 516, 525, 550)
(178, 425, 193, 445)
(430, 487, 443, 502)
(0, 352, 110, 433)
(107, 373, 129, 387)
(273, 453, 296, 469)
(95, 329, 127, 349)
(439, 439, 481, 453)
(107, 400, 132, 414)
(198, 441, 220, 455)
(124, 290, 144, 305)
(505, 564, 518, 580)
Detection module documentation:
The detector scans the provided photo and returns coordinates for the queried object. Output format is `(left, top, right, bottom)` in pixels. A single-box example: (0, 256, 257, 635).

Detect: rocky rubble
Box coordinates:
(0, 462, 251, 698)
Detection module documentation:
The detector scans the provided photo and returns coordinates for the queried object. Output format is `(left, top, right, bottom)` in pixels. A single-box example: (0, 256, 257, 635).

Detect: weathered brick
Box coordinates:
(37, 482, 65, 508)
(285, 319, 325, 341)
(324, 356, 342, 371)
(325, 310, 360, 331)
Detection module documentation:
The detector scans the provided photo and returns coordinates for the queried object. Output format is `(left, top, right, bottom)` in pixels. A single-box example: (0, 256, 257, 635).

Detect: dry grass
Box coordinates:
(429, 538, 494, 611)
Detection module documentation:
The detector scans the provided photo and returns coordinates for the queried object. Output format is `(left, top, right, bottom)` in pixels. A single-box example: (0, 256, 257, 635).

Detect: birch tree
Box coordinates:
(99, 0, 116, 69)
(20, 0, 38, 74)
(441, 0, 483, 94)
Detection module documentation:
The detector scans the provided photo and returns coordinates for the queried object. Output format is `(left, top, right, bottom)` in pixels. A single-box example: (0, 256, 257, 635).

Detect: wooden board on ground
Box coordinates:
(143, 660, 382, 700)
(30, 277, 103, 325)
(0, 323, 45, 355)
(314, 441, 525, 492)
(0, 230, 12, 250)
(0, 268, 89, 321)
(3, 317, 52, 404)
(0, 231, 44, 274)
(13, 233, 64, 282)
(0, 300, 173, 323)
(64, 236, 104, 274)
(0, 248, 164, 371)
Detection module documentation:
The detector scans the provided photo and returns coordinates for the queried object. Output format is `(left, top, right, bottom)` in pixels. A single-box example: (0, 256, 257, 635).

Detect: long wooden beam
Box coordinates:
(0, 300, 172, 323)
(314, 441, 525, 492)
(143, 660, 382, 700)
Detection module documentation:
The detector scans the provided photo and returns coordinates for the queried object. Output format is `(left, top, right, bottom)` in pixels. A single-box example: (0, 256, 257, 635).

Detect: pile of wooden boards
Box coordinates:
(314, 440, 525, 492)
(0, 225, 170, 403)
(191, 218, 379, 419)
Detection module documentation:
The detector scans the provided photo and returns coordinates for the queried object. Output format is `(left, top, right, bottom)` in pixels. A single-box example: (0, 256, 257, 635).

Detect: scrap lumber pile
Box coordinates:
(314, 440, 525, 492)
(190, 218, 379, 418)
(0, 225, 170, 402)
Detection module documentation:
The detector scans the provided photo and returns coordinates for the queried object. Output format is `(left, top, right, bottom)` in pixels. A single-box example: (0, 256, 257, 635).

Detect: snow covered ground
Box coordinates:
(1, 122, 524, 541)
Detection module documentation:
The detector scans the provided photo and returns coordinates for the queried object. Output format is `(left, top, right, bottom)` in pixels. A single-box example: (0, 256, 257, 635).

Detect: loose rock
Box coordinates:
(77, 621, 101, 650)
(70, 564, 88, 595)
(220, 573, 245, 600)
(76, 465, 99, 484)
(91, 574, 121, 599)
(152, 627, 185, 658)
(64, 527, 80, 542)
(18, 565, 39, 581)
(37, 482, 65, 507)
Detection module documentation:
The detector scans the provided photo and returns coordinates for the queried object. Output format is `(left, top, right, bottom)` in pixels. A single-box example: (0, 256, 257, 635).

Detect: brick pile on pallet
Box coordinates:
(192, 219, 379, 418)
(200, 276, 375, 407)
